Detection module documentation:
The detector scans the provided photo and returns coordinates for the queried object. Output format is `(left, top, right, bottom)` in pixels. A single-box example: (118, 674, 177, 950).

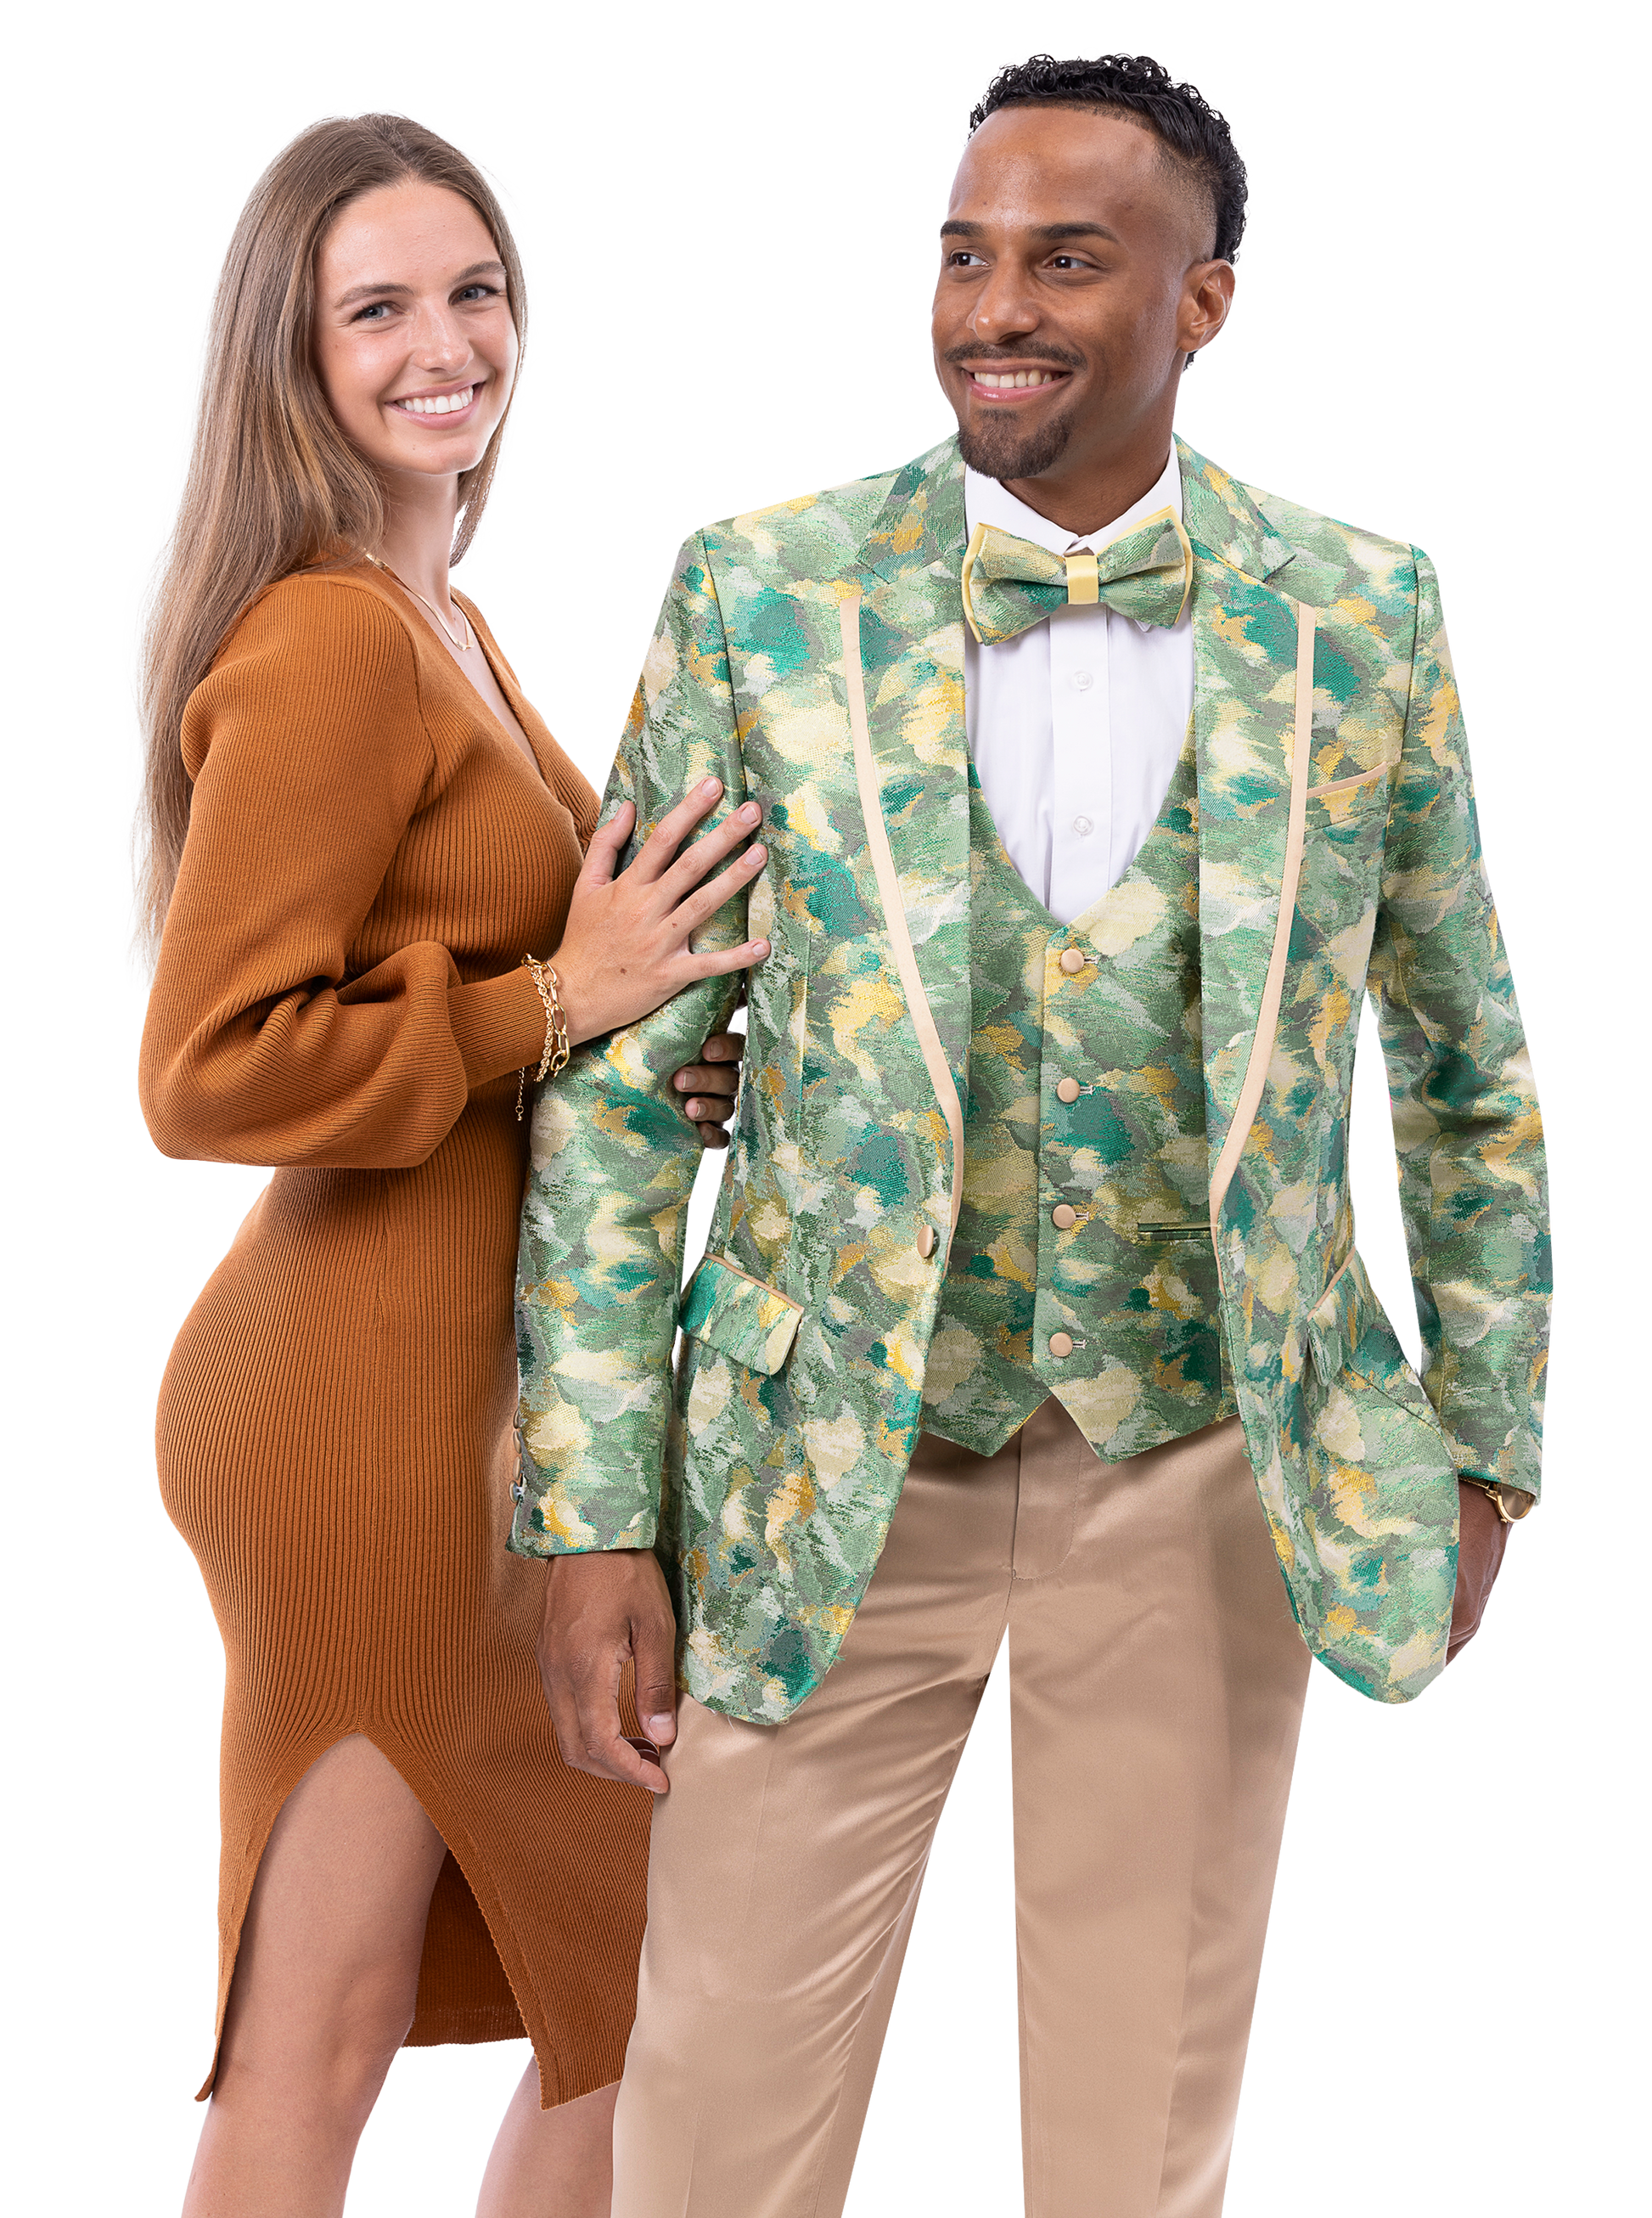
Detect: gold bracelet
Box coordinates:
(516, 955, 571, 1122)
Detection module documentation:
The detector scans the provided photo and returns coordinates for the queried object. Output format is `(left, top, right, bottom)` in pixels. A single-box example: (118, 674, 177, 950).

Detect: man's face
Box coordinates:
(932, 106, 1232, 487)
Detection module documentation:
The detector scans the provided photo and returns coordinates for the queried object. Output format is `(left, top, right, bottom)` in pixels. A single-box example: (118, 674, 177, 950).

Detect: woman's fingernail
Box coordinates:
(739, 802, 760, 824)
(746, 845, 767, 865)
(751, 941, 770, 958)
(700, 777, 722, 797)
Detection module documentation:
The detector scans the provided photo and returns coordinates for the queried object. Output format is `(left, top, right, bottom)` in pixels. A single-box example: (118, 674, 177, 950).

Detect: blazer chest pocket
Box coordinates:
(679, 1254, 804, 1375)
(1295, 765, 1393, 967)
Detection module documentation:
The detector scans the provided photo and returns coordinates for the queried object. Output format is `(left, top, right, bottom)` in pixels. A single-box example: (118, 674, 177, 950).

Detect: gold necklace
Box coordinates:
(368, 554, 474, 654)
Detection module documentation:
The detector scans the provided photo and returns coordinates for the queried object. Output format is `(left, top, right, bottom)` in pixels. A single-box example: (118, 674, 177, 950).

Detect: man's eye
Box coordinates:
(948, 251, 985, 268)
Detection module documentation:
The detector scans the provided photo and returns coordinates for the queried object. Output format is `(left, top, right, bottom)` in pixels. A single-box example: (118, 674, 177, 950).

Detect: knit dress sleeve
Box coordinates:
(140, 576, 548, 1170)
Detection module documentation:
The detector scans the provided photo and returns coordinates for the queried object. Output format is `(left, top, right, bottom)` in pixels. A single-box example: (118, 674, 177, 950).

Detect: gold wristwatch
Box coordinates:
(1464, 1478, 1536, 1524)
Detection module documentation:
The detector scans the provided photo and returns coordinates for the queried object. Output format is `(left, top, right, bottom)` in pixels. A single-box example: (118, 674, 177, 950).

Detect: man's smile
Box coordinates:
(963, 364, 1074, 401)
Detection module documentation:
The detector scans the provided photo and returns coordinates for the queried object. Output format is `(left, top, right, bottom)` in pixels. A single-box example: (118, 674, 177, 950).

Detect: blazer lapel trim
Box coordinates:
(840, 589, 965, 1232)
(829, 439, 971, 1237)
(1206, 598, 1318, 1233)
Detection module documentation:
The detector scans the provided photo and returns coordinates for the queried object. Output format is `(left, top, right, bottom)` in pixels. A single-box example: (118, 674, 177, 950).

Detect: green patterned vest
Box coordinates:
(921, 740, 1235, 1461)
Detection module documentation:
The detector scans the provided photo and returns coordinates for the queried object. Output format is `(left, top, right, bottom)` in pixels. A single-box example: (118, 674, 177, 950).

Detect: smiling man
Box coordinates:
(510, 52, 1550, 2218)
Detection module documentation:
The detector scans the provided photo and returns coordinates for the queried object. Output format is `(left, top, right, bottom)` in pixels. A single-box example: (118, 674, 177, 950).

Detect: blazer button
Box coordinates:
(1048, 1331, 1075, 1359)
(1055, 1077, 1082, 1104)
(916, 1225, 937, 1258)
(1059, 948, 1086, 975)
(1051, 1203, 1077, 1230)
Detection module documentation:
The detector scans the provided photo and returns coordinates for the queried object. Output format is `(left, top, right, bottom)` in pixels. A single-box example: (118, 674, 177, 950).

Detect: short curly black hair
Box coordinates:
(970, 53, 1247, 264)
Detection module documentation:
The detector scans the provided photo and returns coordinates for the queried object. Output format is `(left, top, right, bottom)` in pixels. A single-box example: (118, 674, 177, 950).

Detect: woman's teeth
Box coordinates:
(397, 387, 476, 415)
(974, 369, 1060, 388)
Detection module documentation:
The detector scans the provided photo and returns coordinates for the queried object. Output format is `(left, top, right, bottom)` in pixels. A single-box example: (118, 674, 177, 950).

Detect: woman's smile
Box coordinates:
(387, 377, 485, 424)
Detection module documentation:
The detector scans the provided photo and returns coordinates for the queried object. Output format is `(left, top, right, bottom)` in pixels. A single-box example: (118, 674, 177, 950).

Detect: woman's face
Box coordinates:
(312, 181, 518, 485)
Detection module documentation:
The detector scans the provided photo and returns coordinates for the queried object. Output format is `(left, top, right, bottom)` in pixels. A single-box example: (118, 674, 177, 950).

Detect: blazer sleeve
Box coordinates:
(510, 533, 749, 1556)
(139, 577, 547, 1171)
(1365, 550, 1551, 1499)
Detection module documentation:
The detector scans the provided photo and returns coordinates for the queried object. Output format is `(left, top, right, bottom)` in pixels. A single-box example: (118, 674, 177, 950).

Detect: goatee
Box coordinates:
(957, 401, 1078, 483)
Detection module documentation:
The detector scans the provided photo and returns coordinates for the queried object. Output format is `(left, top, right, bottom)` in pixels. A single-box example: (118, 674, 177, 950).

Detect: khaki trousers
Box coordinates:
(612, 1400, 1310, 2218)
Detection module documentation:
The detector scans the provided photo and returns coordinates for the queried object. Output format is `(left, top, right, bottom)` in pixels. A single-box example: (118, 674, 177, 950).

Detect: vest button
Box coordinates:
(1051, 1203, 1077, 1230)
(1059, 948, 1085, 974)
(1048, 1331, 1075, 1359)
(1055, 1077, 1082, 1104)
(916, 1225, 937, 1258)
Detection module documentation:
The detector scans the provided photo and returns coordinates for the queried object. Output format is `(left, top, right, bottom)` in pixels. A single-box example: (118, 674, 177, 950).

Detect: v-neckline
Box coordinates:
(367, 565, 550, 792)
(449, 592, 551, 792)
(966, 731, 1197, 942)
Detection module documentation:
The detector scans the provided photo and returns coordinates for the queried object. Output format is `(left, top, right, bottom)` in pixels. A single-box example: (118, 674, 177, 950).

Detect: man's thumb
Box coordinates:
(634, 1612, 679, 1745)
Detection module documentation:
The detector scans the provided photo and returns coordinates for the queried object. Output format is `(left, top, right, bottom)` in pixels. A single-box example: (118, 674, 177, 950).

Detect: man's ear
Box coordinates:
(1181, 260, 1235, 362)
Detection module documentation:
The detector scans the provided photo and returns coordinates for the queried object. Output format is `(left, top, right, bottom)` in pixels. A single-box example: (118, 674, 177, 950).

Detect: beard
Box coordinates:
(953, 376, 1085, 483)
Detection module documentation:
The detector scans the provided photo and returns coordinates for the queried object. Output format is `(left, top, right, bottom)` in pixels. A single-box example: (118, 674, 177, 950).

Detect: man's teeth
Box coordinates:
(399, 387, 475, 415)
(974, 369, 1060, 388)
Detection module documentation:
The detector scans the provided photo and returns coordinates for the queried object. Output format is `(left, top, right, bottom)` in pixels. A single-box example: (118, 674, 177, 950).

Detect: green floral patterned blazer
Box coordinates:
(511, 436, 1549, 1723)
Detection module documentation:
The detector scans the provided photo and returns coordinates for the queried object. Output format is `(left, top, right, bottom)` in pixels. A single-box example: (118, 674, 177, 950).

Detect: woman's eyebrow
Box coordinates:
(333, 260, 506, 307)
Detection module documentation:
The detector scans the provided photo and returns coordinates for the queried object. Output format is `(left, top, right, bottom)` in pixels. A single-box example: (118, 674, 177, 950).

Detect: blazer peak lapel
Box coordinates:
(1183, 440, 1318, 1224)
(840, 439, 972, 1225)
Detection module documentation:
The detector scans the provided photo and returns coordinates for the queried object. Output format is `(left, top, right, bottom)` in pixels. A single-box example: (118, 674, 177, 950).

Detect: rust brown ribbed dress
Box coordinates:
(140, 562, 649, 2107)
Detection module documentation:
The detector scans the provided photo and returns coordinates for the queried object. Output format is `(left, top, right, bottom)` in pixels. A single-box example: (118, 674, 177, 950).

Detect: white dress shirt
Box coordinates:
(963, 446, 1193, 924)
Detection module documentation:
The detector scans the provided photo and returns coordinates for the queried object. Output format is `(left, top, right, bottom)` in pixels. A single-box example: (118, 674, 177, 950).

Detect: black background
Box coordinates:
(77, 30, 1587, 2218)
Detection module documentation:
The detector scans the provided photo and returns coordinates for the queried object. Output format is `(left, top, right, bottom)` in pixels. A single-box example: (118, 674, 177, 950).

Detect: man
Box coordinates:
(510, 52, 1549, 2218)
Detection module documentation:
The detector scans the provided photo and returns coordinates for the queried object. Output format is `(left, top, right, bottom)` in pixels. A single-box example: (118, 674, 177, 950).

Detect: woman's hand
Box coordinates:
(674, 1032, 745, 1149)
(553, 780, 768, 1046)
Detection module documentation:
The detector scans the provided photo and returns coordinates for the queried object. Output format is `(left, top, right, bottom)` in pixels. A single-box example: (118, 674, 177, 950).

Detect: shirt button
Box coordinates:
(916, 1225, 937, 1258)
(1051, 1203, 1077, 1230)
(1072, 670, 1094, 691)
(1059, 948, 1086, 974)
(1048, 1331, 1075, 1359)
(511, 1481, 526, 1501)
(1055, 1077, 1082, 1104)
(1072, 815, 1093, 836)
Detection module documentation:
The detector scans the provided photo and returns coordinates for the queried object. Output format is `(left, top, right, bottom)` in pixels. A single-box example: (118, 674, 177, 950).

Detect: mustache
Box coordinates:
(942, 341, 1085, 370)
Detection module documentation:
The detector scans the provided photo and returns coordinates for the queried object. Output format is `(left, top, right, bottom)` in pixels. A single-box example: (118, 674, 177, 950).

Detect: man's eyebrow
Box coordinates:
(333, 260, 506, 307)
(939, 220, 1121, 245)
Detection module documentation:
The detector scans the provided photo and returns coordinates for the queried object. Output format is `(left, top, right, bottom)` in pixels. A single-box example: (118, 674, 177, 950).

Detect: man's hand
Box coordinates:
(1447, 1481, 1511, 1663)
(672, 1030, 745, 1148)
(537, 1551, 678, 1793)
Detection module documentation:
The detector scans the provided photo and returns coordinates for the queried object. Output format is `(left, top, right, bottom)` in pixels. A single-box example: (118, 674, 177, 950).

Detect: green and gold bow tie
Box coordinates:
(960, 505, 1194, 646)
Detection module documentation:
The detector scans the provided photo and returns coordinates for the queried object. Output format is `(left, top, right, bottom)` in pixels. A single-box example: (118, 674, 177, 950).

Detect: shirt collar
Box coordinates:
(963, 442, 1183, 556)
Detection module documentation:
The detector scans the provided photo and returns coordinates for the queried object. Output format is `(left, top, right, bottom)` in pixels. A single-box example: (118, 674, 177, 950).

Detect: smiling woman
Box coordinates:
(135, 114, 768, 2218)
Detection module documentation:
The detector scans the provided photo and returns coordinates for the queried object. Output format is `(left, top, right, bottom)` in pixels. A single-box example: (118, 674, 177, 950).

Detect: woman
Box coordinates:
(138, 115, 766, 2216)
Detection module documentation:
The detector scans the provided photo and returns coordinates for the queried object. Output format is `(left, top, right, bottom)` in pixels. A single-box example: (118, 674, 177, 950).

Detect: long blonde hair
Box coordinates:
(138, 114, 527, 953)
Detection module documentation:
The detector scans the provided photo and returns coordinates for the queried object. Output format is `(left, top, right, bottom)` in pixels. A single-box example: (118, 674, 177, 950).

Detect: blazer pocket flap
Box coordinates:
(680, 1254, 804, 1375)
(1303, 1259, 1357, 1375)
(1306, 1251, 1443, 1431)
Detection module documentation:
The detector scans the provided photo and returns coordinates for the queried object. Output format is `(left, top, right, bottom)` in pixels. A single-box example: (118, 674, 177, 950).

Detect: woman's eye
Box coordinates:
(458, 283, 498, 303)
(353, 301, 394, 322)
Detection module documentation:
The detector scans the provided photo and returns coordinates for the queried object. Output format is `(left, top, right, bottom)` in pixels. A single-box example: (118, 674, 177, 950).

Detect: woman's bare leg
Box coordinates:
(181, 1735, 450, 2218)
(475, 2074, 618, 2218)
